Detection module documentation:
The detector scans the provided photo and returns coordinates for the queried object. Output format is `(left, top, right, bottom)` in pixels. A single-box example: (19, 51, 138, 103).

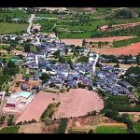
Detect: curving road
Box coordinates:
(92, 53, 99, 72)
(27, 14, 35, 34)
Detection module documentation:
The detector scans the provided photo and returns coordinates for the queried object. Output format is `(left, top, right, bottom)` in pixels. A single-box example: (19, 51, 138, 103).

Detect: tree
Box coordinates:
(114, 63, 120, 68)
(114, 9, 133, 19)
(23, 120, 27, 125)
(40, 73, 50, 81)
(98, 41, 102, 54)
(88, 129, 94, 133)
(53, 50, 60, 58)
(0, 115, 6, 124)
(7, 60, 16, 68)
(7, 114, 14, 126)
(52, 27, 58, 37)
(65, 48, 68, 55)
(24, 43, 30, 52)
(16, 121, 22, 125)
(82, 39, 86, 46)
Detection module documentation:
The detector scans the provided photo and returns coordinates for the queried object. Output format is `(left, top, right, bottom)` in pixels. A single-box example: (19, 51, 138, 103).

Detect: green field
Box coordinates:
(113, 36, 140, 48)
(0, 126, 20, 134)
(0, 9, 29, 20)
(0, 22, 28, 34)
(133, 123, 140, 133)
(95, 126, 128, 134)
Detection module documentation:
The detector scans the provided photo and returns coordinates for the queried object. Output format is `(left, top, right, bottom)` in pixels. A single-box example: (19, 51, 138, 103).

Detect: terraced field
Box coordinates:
(95, 125, 127, 134)
(0, 22, 28, 34)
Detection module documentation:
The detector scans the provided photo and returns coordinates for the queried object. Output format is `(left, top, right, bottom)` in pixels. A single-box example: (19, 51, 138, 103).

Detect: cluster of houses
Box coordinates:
(2, 31, 135, 98)
(96, 65, 133, 95)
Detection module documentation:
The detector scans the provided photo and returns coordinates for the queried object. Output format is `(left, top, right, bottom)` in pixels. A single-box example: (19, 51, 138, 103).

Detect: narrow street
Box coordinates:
(27, 14, 35, 34)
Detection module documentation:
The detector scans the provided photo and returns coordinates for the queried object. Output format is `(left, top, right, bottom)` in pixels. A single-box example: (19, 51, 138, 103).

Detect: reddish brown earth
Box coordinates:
(91, 42, 140, 55)
(54, 89, 104, 119)
(16, 92, 56, 123)
(61, 36, 136, 46)
(16, 89, 104, 123)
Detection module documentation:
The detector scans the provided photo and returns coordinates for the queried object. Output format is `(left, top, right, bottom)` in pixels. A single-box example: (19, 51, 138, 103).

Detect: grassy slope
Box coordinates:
(113, 36, 140, 48)
(95, 126, 127, 134)
(0, 22, 28, 34)
(0, 9, 28, 20)
(133, 123, 140, 133)
(0, 126, 20, 134)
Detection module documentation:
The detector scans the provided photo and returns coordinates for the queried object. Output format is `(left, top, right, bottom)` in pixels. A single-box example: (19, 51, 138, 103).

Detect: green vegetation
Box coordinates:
(77, 56, 89, 63)
(0, 22, 28, 34)
(133, 122, 140, 133)
(113, 36, 140, 48)
(0, 126, 19, 134)
(34, 20, 56, 33)
(113, 9, 133, 19)
(0, 9, 28, 21)
(95, 126, 127, 134)
(41, 103, 60, 121)
(103, 95, 140, 112)
(57, 118, 68, 133)
(7, 114, 15, 126)
(69, 128, 87, 134)
(91, 24, 140, 38)
(96, 8, 112, 13)
(124, 66, 140, 88)
(0, 115, 6, 125)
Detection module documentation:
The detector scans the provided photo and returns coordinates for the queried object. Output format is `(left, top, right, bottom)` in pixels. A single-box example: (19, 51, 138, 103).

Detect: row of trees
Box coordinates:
(91, 25, 140, 38)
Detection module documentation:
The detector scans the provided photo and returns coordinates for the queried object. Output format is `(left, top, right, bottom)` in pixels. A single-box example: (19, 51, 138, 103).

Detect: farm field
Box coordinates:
(19, 123, 43, 134)
(0, 9, 28, 19)
(95, 125, 127, 134)
(0, 126, 20, 134)
(90, 42, 140, 55)
(15, 92, 56, 123)
(55, 89, 104, 119)
(16, 89, 104, 123)
(0, 22, 28, 34)
(61, 36, 136, 46)
(133, 123, 140, 133)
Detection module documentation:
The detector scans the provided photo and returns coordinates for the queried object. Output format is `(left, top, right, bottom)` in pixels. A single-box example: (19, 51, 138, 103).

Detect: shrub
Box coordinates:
(16, 121, 22, 125)
(23, 120, 27, 125)
(57, 118, 68, 133)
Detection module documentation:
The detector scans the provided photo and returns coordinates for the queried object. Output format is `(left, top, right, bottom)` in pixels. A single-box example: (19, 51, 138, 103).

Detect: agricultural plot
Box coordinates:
(0, 126, 20, 134)
(0, 22, 28, 34)
(0, 9, 29, 20)
(95, 125, 128, 134)
(133, 123, 140, 133)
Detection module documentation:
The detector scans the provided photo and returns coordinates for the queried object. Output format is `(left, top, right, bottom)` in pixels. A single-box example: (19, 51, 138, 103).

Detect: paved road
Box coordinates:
(27, 14, 35, 34)
(92, 53, 99, 72)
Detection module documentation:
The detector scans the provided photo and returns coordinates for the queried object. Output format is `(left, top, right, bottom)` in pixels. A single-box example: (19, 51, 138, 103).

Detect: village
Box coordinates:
(1, 7, 140, 133)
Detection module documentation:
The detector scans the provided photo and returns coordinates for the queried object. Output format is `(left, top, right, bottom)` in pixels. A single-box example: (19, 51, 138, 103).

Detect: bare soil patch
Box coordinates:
(62, 36, 135, 46)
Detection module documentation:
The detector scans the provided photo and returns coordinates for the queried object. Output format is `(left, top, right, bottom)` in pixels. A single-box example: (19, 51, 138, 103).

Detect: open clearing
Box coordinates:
(16, 89, 103, 123)
(18, 123, 43, 134)
(61, 36, 135, 46)
(54, 89, 104, 119)
(91, 42, 140, 55)
(16, 92, 56, 123)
